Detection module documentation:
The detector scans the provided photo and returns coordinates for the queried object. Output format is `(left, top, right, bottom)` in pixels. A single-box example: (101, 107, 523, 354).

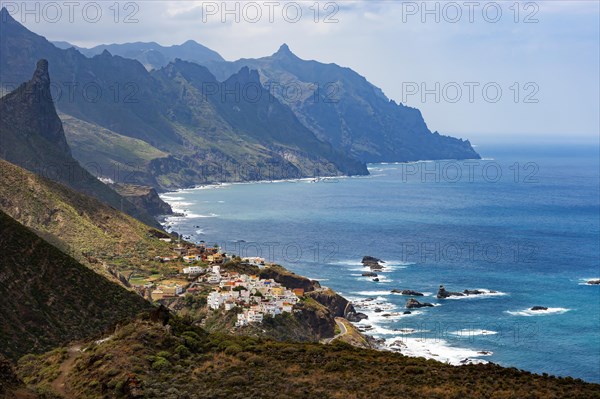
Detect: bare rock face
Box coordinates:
(362, 256, 385, 270)
(437, 285, 465, 298)
(392, 289, 424, 296)
(530, 306, 548, 311)
(405, 298, 434, 309)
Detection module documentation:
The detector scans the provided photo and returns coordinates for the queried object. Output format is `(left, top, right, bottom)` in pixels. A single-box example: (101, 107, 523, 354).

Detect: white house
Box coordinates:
(183, 266, 203, 275)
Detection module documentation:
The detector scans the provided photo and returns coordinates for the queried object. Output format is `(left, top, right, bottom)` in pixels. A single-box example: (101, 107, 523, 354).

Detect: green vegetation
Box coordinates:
(0, 159, 179, 278)
(0, 210, 152, 360)
(16, 318, 600, 399)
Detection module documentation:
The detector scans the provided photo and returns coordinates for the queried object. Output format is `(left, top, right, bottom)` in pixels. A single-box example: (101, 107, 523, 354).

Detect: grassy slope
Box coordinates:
(17, 318, 600, 399)
(60, 113, 168, 186)
(0, 210, 153, 361)
(0, 159, 175, 275)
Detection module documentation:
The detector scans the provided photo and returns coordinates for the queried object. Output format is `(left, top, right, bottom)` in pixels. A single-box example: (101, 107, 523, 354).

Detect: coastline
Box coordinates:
(158, 183, 500, 368)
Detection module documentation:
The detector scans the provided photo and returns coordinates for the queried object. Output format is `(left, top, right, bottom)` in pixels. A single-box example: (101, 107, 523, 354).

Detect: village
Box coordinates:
(129, 242, 304, 327)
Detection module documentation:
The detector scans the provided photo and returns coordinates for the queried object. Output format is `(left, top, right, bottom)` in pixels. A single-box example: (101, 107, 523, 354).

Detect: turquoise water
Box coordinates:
(162, 143, 600, 382)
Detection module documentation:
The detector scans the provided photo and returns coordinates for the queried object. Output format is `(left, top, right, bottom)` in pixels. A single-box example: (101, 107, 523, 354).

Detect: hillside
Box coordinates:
(0, 210, 153, 361)
(207, 44, 480, 163)
(0, 58, 160, 226)
(0, 159, 176, 277)
(16, 317, 599, 399)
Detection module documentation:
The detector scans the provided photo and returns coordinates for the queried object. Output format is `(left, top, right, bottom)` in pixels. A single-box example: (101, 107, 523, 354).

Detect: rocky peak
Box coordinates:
(272, 43, 297, 59)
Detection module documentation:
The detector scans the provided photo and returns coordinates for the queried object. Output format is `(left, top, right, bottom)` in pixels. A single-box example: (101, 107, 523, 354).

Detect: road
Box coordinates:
(322, 317, 349, 344)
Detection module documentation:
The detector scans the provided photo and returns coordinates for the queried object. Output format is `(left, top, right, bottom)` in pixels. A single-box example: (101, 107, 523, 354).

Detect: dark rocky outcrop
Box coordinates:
(305, 288, 356, 318)
(113, 184, 173, 216)
(346, 312, 368, 322)
(362, 256, 385, 270)
(530, 306, 548, 311)
(392, 289, 424, 296)
(587, 279, 600, 285)
(259, 265, 320, 292)
(463, 289, 486, 295)
(437, 285, 465, 298)
(406, 299, 434, 309)
(362, 272, 378, 277)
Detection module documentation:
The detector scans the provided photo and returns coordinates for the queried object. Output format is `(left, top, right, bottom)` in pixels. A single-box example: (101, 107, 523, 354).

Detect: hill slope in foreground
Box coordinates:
(0, 210, 152, 362)
(15, 317, 599, 399)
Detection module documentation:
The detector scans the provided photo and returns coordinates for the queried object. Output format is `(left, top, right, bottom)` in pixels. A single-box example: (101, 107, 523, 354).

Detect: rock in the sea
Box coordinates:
(403, 311, 412, 315)
(587, 279, 600, 285)
(346, 312, 368, 322)
(406, 298, 434, 309)
(362, 256, 385, 270)
(530, 306, 548, 311)
(362, 272, 378, 277)
(374, 308, 383, 313)
(463, 289, 485, 295)
(392, 289, 424, 296)
(372, 278, 380, 282)
(437, 285, 465, 298)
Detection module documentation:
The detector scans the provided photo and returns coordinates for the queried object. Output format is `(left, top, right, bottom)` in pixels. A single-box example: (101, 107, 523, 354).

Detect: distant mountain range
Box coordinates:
(53, 39, 224, 71)
(0, 6, 478, 193)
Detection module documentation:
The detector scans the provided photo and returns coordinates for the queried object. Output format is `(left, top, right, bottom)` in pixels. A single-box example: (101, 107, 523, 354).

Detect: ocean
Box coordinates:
(161, 143, 600, 383)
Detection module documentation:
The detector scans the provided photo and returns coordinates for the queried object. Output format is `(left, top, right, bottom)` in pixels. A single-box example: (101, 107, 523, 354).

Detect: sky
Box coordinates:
(2, 0, 599, 143)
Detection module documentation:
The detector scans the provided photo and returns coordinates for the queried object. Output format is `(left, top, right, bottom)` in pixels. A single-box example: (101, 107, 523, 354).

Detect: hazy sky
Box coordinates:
(3, 1, 599, 142)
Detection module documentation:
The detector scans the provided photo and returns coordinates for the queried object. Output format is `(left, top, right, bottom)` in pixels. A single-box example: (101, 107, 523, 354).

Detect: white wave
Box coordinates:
(384, 337, 492, 366)
(444, 289, 508, 299)
(393, 329, 430, 335)
(578, 277, 600, 286)
(353, 290, 392, 296)
(448, 329, 498, 337)
(159, 196, 185, 201)
(506, 307, 571, 317)
(186, 213, 219, 219)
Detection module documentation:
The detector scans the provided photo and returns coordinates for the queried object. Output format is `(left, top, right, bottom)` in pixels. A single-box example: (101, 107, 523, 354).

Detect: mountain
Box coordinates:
(151, 60, 368, 181)
(0, 58, 161, 226)
(0, 159, 175, 279)
(0, 209, 153, 360)
(206, 44, 480, 163)
(0, 8, 367, 189)
(63, 40, 225, 71)
(15, 316, 599, 398)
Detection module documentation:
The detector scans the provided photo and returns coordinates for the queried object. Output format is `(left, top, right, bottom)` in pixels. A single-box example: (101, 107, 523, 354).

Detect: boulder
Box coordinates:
(362, 256, 385, 270)
(392, 289, 424, 296)
(463, 289, 485, 295)
(372, 278, 380, 282)
(362, 272, 378, 277)
(406, 298, 434, 309)
(403, 311, 412, 315)
(346, 312, 368, 322)
(530, 306, 548, 311)
(437, 285, 465, 298)
(587, 279, 600, 285)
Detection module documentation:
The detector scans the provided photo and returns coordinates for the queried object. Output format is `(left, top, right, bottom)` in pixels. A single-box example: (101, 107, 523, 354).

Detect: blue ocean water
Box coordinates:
(162, 143, 600, 382)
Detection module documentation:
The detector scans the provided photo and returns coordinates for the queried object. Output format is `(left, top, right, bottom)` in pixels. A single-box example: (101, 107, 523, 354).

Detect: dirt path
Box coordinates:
(50, 345, 81, 398)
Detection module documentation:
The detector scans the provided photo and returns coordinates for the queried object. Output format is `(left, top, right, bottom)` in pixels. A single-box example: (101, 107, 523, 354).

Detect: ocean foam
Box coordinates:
(448, 329, 498, 337)
(384, 337, 492, 366)
(443, 289, 508, 299)
(506, 307, 571, 317)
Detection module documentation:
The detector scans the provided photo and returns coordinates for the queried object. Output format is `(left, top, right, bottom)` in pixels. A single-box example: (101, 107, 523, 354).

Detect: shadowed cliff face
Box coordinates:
(0, 59, 160, 228)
